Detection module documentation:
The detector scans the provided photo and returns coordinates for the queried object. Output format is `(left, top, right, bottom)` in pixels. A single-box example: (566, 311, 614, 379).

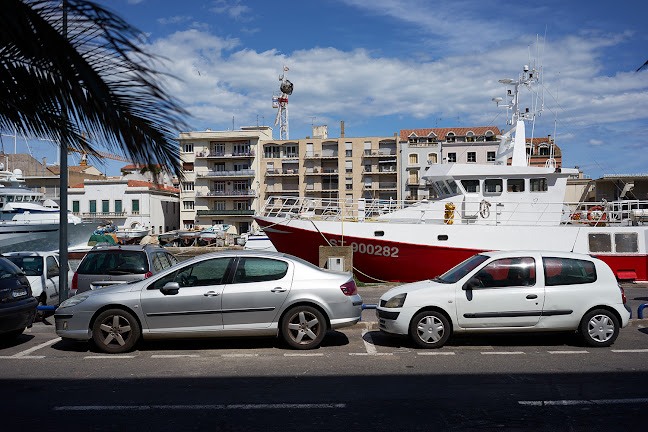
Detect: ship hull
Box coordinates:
(255, 217, 648, 283)
(0, 221, 95, 254)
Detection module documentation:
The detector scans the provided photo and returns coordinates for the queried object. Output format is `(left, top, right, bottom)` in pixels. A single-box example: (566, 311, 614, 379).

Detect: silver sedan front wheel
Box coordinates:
(410, 310, 451, 349)
(92, 309, 141, 353)
(281, 306, 327, 350)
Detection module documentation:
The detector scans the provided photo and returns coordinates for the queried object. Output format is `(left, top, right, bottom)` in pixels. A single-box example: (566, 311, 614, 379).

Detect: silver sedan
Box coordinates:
(55, 251, 362, 353)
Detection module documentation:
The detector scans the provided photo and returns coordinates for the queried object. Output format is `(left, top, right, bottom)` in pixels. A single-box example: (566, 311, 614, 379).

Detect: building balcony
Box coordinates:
(197, 169, 255, 179)
(363, 182, 397, 190)
(266, 169, 299, 176)
(304, 152, 338, 159)
(196, 209, 255, 216)
(75, 211, 144, 219)
(195, 151, 255, 159)
(363, 150, 396, 158)
(196, 189, 256, 198)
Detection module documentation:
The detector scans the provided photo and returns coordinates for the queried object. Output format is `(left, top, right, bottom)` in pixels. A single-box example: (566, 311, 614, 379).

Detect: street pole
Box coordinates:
(58, 0, 69, 303)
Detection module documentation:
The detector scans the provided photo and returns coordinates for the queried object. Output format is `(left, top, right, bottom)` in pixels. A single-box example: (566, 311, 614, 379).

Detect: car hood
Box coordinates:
(380, 279, 446, 300)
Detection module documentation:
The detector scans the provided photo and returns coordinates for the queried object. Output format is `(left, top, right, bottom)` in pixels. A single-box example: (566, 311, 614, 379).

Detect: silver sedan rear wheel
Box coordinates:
(410, 310, 451, 349)
(281, 306, 327, 350)
(92, 309, 141, 353)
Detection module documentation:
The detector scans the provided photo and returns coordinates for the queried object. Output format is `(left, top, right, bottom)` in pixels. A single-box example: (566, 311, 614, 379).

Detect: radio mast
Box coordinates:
(272, 66, 293, 140)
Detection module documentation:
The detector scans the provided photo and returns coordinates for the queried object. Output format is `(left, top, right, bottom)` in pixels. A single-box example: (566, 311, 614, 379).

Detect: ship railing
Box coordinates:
(260, 196, 648, 226)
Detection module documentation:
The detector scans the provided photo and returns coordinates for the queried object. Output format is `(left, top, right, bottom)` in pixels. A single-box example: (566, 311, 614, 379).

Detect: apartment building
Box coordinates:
(177, 126, 273, 234)
(260, 128, 400, 203)
(399, 127, 501, 200)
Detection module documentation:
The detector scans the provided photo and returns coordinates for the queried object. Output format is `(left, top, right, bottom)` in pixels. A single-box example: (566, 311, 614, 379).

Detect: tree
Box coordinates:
(0, 0, 189, 176)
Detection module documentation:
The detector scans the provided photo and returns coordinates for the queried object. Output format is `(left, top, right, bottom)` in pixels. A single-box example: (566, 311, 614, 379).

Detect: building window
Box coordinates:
(89, 200, 96, 214)
(235, 200, 250, 210)
(364, 141, 372, 155)
(487, 151, 496, 162)
(345, 142, 352, 157)
(284, 145, 298, 158)
(409, 153, 418, 165)
(427, 153, 437, 164)
(132, 199, 140, 214)
(233, 143, 250, 155)
(183, 201, 194, 210)
(215, 201, 226, 211)
(182, 162, 194, 172)
(233, 180, 249, 192)
(345, 160, 353, 174)
(467, 152, 476, 163)
(115, 200, 122, 214)
(214, 181, 226, 192)
(72, 200, 80, 213)
(212, 219, 224, 225)
(211, 142, 225, 155)
(182, 181, 194, 191)
(345, 177, 353, 190)
(539, 146, 550, 156)
(102, 200, 109, 213)
(446, 132, 456, 143)
(182, 143, 193, 153)
(448, 153, 457, 163)
(265, 145, 280, 158)
(183, 220, 194, 230)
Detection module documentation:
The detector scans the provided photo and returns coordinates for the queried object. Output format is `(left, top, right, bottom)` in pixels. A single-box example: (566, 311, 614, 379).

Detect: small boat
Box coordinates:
(198, 224, 229, 246)
(116, 222, 150, 244)
(241, 230, 277, 252)
(177, 229, 202, 246)
(158, 230, 179, 245)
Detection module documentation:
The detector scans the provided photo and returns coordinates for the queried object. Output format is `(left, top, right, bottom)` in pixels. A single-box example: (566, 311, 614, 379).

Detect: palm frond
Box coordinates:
(0, 0, 190, 176)
(637, 60, 648, 72)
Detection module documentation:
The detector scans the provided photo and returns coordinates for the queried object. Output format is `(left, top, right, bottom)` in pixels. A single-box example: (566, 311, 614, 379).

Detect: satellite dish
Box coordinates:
(492, 97, 503, 103)
(280, 79, 293, 95)
(498, 79, 514, 84)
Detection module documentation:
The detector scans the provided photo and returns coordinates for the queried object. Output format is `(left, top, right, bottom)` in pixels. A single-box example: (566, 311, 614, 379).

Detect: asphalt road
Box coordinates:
(1, 302, 647, 431)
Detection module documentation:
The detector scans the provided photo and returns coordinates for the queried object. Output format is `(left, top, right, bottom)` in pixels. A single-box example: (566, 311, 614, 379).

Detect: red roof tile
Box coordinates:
(400, 126, 502, 141)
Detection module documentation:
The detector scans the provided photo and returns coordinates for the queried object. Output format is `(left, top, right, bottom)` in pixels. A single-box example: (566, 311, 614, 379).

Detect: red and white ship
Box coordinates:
(255, 65, 648, 283)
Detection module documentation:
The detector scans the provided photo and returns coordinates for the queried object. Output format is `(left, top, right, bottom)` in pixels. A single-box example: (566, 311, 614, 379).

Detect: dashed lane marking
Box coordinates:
(54, 403, 347, 411)
(84, 355, 136, 359)
(611, 349, 648, 353)
(519, 398, 648, 406)
(548, 350, 589, 354)
(284, 353, 324, 357)
(481, 351, 525, 355)
(151, 354, 200, 358)
(417, 352, 456, 356)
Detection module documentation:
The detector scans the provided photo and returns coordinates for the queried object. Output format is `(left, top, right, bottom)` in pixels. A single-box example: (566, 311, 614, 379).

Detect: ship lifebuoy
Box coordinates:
(587, 206, 607, 226)
(479, 200, 491, 219)
(444, 202, 455, 225)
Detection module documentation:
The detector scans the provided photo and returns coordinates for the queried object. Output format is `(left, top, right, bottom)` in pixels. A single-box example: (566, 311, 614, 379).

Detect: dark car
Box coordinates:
(0, 256, 37, 340)
(71, 244, 179, 295)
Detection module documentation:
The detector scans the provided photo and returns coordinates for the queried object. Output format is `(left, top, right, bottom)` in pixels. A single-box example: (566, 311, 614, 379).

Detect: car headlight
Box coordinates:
(384, 293, 407, 308)
(59, 295, 89, 309)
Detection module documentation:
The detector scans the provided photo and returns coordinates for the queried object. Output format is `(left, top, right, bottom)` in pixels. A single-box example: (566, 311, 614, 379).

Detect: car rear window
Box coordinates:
(6, 256, 43, 276)
(543, 257, 597, 286)
(77, 251, 150, 275)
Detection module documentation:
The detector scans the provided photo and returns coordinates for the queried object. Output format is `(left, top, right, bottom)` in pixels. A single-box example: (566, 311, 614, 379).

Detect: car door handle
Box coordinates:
(271, 287, 287, 293)
(526, 294, 538, 299)
(204, 291, 220, 297)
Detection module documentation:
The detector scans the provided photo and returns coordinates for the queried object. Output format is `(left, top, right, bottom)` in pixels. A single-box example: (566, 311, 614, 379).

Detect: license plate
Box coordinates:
(12, 288, 27, 298)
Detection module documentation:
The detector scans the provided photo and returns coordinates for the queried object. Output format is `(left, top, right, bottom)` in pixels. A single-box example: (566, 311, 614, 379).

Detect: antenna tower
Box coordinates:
(272, 66, 293, 140)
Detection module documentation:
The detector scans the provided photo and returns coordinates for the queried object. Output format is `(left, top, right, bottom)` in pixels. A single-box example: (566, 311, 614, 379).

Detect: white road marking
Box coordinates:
(84, 355, 135, 359)
(482, 351, 525, 355)
(418, 352, 456, 356)
(284, 353, 324, 357)
(361, 330, 378, 355)
(349, 353, 394, 356)
(611, 349, 648, 353)
(221, 354, 258, 358)
(151, 354, 200, 358)
(548, 350, 589, 354)
(12, 337, 60, 357)
(54, 403, 347, 411)
(519, 398, 648, 406)
(0, 355, 45, 359)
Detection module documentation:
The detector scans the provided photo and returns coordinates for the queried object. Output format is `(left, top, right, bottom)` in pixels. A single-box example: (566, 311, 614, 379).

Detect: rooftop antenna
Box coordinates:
(273, 66, 293, 140)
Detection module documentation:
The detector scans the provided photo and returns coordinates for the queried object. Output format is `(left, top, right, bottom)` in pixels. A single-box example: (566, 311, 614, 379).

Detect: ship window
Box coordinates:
(507, 179, 525, 193)
(438, 235, 448, 241)
(530, 178, 548, 192)
(447, 180, 459, 195)
(436, 181, 450, 195)
(615, 233, 638, 253)
(461, 180, 480, 193)
(484, 179, 502, 194)
(588, 233, 612, 253)
(7, 196, 13, 202)
(374, 231, 384, 237)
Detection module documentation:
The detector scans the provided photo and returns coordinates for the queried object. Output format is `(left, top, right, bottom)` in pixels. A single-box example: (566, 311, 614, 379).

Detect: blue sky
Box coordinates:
(6, 0, 648, 179)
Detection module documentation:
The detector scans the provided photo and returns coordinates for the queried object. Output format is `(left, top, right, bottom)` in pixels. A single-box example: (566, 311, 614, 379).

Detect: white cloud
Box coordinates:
(209, 0, 252, 21)
(158, 16, 193, 25)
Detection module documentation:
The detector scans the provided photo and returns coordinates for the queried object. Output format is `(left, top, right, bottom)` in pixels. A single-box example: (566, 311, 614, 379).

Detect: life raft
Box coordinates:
(444, 202, 455, 225)
(587, 206, 607, 226)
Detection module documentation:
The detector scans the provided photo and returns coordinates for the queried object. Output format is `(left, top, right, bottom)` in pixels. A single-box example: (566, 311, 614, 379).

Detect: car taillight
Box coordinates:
(619, 285, 627, 304)
(144, 271, 153, 279)
(71, 272, 78, 292)
(340, 280, 357, 296)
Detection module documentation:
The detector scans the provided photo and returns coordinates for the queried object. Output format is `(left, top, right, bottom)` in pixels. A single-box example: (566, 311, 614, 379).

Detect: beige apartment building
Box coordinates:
(177, 126, 272, 234)
(260, 127, 399, 203)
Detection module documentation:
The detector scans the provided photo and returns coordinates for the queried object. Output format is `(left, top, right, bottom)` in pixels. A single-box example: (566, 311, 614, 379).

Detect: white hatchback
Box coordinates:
(377, 251, 631, 348)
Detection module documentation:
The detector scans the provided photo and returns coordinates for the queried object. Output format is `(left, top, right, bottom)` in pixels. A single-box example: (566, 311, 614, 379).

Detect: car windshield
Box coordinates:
(434, 254, 489, 283)
(77, 251, 149, 275)
(6, 256, 43, 276)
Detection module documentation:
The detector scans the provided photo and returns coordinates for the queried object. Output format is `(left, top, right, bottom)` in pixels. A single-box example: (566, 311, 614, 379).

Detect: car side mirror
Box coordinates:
(160, 282, 180, 295)
(47, 268, 59, 278)
(462, 277, 482, 291)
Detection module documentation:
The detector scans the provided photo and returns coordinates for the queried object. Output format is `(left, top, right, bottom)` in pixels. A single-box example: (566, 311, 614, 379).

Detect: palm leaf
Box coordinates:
(0, 0, 189, 176)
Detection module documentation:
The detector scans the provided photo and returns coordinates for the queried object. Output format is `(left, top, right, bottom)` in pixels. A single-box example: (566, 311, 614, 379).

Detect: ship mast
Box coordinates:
(492, 64, 542, 167)
(273, 67, 293, 140)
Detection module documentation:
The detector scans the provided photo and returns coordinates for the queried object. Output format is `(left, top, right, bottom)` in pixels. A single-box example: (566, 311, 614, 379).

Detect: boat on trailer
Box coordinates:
(255, 64, 648, 283)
